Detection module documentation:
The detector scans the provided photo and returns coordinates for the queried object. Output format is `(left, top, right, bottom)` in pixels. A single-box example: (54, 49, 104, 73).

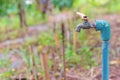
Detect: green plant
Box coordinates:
(0, 0, 18, 16)
(0, 53, 13, 79)
(18, 47, 43, 78)
(26, 11, 47, 26)
(65, 45, 74, 61)
(0, 70, 13, 80)
(36, 32, 54, 46)
(65, 45, 80, 67)
(88, 0, 109, 7)
(51, 0, 73, 10)
(0, 16, 19, 31)
(0, 59, 10, 68)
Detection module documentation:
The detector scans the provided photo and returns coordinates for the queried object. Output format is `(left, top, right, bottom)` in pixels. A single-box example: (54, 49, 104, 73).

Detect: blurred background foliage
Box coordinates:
(51, 0, 73, 10)
(0, 0, 120, 29)
(0, 0, 120, 16)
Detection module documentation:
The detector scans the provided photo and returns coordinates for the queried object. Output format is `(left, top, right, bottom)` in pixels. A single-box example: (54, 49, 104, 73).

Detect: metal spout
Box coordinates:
(75, 21, 95, 32)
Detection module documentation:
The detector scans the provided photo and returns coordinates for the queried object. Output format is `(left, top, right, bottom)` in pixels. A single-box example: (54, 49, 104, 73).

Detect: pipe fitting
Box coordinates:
(95, 20, 110, 41)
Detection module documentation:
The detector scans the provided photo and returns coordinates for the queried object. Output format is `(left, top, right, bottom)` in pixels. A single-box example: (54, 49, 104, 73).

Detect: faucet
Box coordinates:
(75, 13, 96, 32)
(75, 12, 110, 80)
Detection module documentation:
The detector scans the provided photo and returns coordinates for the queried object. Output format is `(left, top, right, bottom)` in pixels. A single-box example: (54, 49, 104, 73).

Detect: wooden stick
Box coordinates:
(29, 45, 37, 80)
(73, 29, 77, 52)
(61, 22, 66, 80)
(53, 22, 59, 47)
(53, 22, 58, 73)
(40, 52, 50, 80)
(66, 20, 71, 46)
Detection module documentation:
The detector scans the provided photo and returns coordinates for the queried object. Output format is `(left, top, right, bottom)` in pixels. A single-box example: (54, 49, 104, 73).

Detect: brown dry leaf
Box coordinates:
(110, 60, 120, 65)
(37, 45, 43, 52)
(65, 68, 69, 72)
(54, 34, 59, 47)
(54, 72, 59, 77)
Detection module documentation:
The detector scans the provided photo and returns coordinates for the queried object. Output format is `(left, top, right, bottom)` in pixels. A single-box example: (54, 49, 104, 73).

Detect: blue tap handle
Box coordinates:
(95, 20, 110, 80)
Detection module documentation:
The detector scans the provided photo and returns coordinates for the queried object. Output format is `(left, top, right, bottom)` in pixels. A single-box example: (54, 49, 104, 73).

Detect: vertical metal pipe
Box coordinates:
(102, 41, 109, 80)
